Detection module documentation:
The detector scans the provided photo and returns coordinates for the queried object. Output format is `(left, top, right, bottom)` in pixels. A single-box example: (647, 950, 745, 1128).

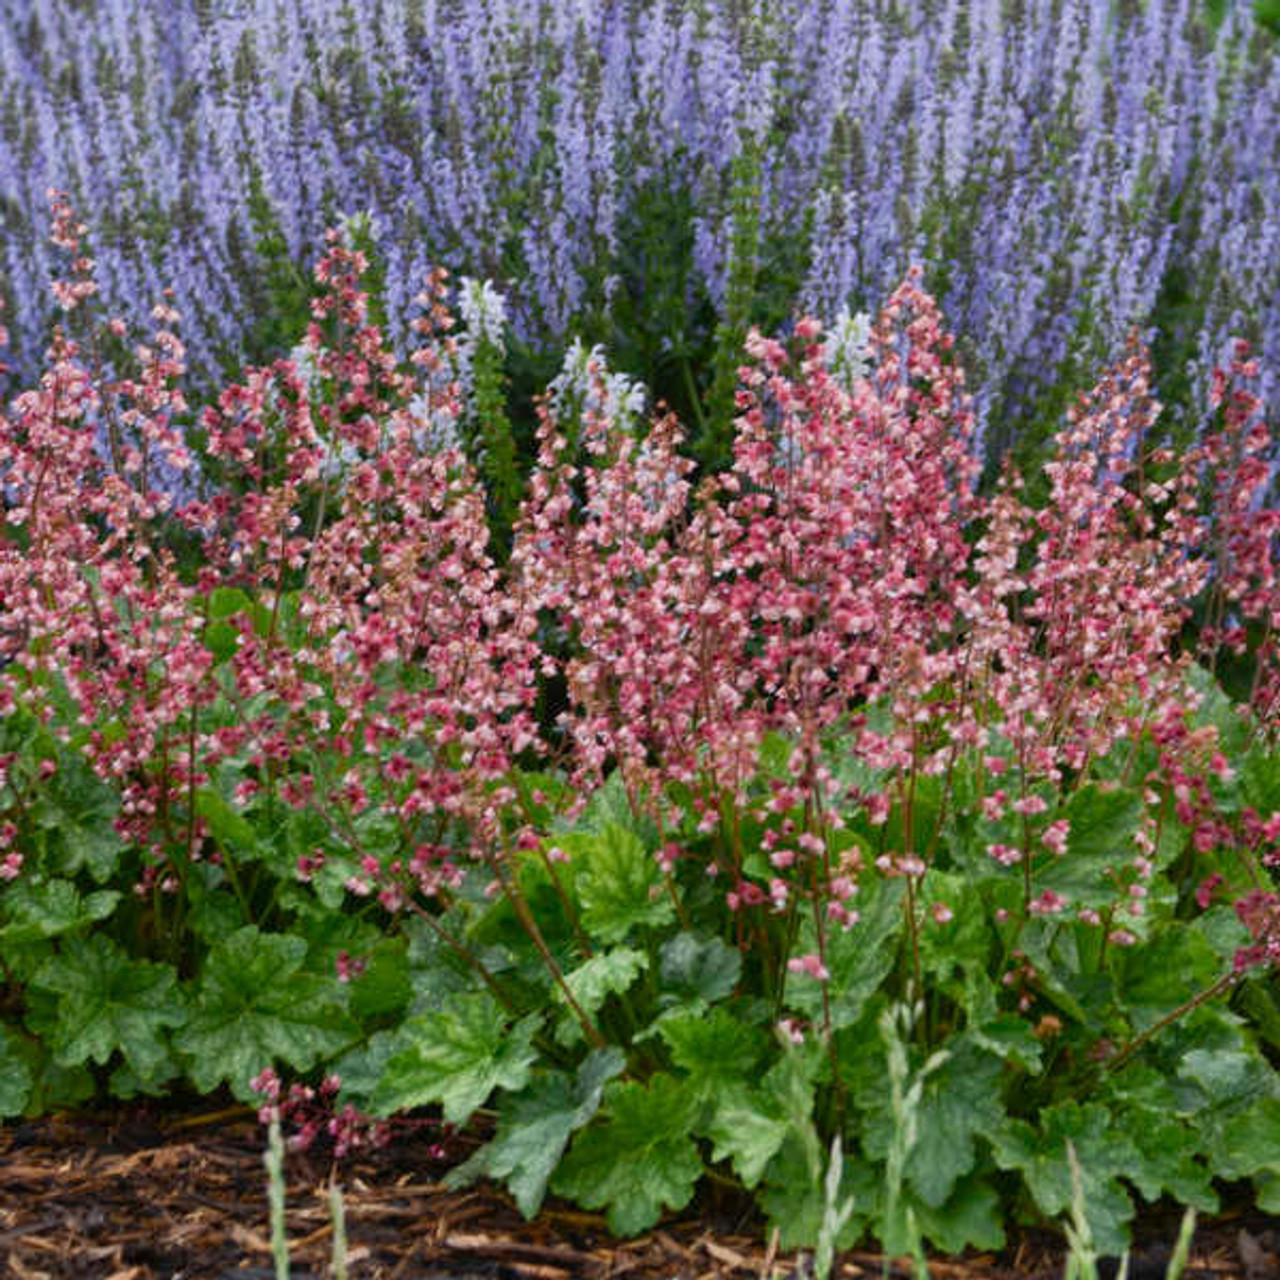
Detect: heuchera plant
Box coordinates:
(2, 200, 1280, 1257)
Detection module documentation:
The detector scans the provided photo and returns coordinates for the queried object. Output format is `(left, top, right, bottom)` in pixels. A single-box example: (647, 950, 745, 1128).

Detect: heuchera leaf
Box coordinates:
(176, 927, 358, 1101)
(658, 931, 740, 1004)
(571, 771, 657, 846)
(571, 822, 674, 944)
(961, 971, 1043, 1074)
(884, 1039, 1006, 1210)
(913, 1177, 1006, 1254)
(757, 1127, 875, 1251)
(555, 947, 648, 1046)
(785, 877, 903, 1029)
(1105, 1107, 1218, 1211)
(371, 992, 540, 1124)
(919, 873, 991, 978)
(0, 879, 120, 945)
(658, 1006, 769, 1097)
(446, 1047, 626, 1217)
(1217, 1097, 1280, 1180)
(704, 1082, 792, 1188)
(30, 934, 186, 1079)
(1032, 784, 1144, 908)
(34, 753, 125, 883)
(207, 586, 253, 620)
(1115, 926, 1221, 1032)
(989, 1102, 1136, 1255)
(707, 1041, 825, 1192)
(552, 1073, 703, 1235)
(194, 786, 260, 856)
(1242, 745, 1280, 815)
(0, 1027, 33, 1118)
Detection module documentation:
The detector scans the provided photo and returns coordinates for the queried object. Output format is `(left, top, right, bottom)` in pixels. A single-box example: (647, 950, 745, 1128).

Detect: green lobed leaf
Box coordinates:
(989, 1102, 1136, 1255)
(785, 877, 903, 1029)
(194, 786, 261, 856)
(906, 1041, 1005, 1209)
(1114, 1110, 1218, 1211)
(176, 926, 358, 1102)
(913, 1176, 1006, 1254)
(1114, 925, 1221, 1033)
(1185, 664, 1251, 757)
(0, 878, 121, 945)
(371, 992, 540, 1124)
(658, 1006, 769, 1099)
(207, 586, 253, 621)
(551, 1073, 703, 1236)
(712, 1038, 832, 1194)
(0, 1027, 33, 1118)
(202, 619, 241, 664)
(31, 935, 186, 1079)
(446, 1048, 626, 1218)
(571, 822, 674, 945)
(1216, 1097, 1280, 1180)
(570, 772, 658, 847)
(855, 1035, 1005, 1211)
(758, 1127, 875, 1251)
(554, 946, 648, 1046)
(919, 873, 992, 979)
(703, 1081, 792, 1188)
(1033, 784, 1144, 908)
(331, 1029, 407, 1108)
(1241, 744, 1280, 814)
(4, 1033, 94, 1115)
(961, 970, 1044, 1074)
(658, 931, 740, 1004)
(349, 941, 413, 1020)
(31, 752, 125, 884)
(1258, 1173, 1280, 1214)
(1240, 981, 1280, 1055)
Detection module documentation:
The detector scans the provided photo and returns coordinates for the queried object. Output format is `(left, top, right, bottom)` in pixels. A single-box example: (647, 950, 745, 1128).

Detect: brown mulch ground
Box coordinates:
(1, 1107, 1278, 1280)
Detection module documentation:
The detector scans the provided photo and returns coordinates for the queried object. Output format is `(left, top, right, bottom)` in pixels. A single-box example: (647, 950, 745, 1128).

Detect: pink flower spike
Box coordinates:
(1028, 890, 1067, 916)
(778, 1018, 806, 1045)
(787, 953, 831, 981)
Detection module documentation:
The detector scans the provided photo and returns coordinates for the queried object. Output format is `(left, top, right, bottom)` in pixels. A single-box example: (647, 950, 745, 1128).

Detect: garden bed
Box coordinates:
(2, 1109, 1276, 1280)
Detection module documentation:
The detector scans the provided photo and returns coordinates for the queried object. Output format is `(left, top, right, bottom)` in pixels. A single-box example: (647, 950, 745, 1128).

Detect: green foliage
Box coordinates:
(4, 279, 1280, 1275)
(29, 934, 185, 1081)
(560, 822, 675, 944)
(551, 1073, 704, 1234)
(176, 927, 358, 1101)
(0, 1027, 33, 1117)
(468, 333, 522, 553)
(446, 1048, 625, 1217)
(370, 993, 541, 1124)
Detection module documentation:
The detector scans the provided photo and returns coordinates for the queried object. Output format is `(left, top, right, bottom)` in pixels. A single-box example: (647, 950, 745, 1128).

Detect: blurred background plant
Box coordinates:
(0, 0, 1277, 485)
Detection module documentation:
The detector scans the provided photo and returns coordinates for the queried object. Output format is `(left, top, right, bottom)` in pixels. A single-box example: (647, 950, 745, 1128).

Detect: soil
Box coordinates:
(1, 1106, 1278, 1280)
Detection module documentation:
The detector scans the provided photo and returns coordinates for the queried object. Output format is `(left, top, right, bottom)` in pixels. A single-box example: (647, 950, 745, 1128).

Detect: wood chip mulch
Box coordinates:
(1, 1106, 1277, 1280)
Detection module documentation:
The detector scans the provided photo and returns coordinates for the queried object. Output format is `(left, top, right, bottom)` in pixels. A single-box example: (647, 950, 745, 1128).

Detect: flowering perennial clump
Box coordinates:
(2, 207, 1280, 1256)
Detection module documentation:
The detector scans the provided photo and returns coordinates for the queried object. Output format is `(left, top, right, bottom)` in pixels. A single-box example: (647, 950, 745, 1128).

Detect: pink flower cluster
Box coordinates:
(3, 193, 1280, 1037)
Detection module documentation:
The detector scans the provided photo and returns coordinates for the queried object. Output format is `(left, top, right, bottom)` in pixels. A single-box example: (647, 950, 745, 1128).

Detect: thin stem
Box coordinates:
(404, 900, 521, 1017)
(1104, 970, 1241, 1076)
(493, 841, 607, 1050)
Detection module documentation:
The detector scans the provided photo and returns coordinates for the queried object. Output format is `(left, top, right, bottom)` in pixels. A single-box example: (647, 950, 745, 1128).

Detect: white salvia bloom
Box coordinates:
(548, 337, 647, 433)
(335, 208, 380, 250)
(456, 277, 509, 352)
(406, 390, 462, 453)
(822, 307, 872, 393)
(320, 436, 362, 482)
(448, 277, 511, 455)
(288, 343, 322, 395)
